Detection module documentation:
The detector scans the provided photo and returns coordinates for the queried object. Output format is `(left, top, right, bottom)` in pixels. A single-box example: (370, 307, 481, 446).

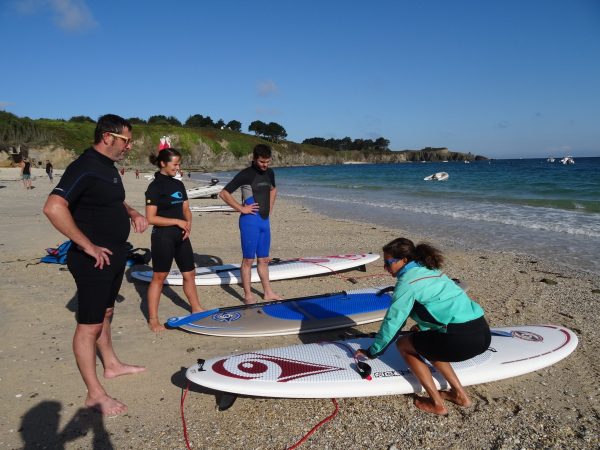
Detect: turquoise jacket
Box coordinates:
(368, 262, 485, 357)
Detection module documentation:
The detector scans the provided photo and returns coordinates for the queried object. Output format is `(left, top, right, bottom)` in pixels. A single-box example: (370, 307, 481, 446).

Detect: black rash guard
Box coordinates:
(223, 164, 275, 219)
(50, 148, 130, 249)
(145, 171, 188, 220)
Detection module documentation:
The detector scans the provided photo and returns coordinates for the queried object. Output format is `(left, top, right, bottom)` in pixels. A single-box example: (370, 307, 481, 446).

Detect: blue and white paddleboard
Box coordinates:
(167, 286, 395, 337)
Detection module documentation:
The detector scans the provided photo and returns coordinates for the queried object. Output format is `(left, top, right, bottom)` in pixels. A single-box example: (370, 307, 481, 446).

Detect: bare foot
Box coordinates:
(104, 363, 147, 379)
(263, 292, 283, 301)
(191, 306, 205, 314)
(440, 389, 472, 408)
(413, 396, 448, 416)
(85, 394, 128, 416)
(148, 319, 166, 333)
(243, 296, 257, 305)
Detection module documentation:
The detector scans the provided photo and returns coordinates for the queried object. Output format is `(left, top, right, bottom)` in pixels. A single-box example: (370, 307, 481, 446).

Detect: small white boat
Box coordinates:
(560, 156, 575, 165)
(186, 178, 223, 199)
(547, 157, 555, 163)
(424, 172, 449, 181)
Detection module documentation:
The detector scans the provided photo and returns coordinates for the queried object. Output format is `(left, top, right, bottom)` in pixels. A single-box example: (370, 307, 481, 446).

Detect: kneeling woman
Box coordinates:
(355, 238, 491, 415)
(145, 148, 203, 332)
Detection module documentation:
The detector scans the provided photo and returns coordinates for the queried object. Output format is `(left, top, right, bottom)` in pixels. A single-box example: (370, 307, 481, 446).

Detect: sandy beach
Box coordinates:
(0, 167, 598, 449)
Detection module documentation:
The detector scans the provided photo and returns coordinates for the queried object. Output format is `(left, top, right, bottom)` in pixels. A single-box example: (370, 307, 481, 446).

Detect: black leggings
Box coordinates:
(151, 226, 195, 273)
(411, 316, 491, 362)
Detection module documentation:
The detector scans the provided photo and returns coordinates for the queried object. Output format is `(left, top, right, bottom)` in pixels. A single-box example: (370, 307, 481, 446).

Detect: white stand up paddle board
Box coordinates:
(186, 325, 577, 399)
(189, 205, 235, 213)
(131, 253, 380, 286)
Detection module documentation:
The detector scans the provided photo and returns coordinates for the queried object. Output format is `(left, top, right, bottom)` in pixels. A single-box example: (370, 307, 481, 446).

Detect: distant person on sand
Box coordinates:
(355, 237, 491, 416)
(219, 144, 281, 304)
(43, 114, 148, 417)
(145, 148, 204, 332)
(135, 168, 139, 179)
(45, 160, 54, 183)
(20, 158, 32, 189)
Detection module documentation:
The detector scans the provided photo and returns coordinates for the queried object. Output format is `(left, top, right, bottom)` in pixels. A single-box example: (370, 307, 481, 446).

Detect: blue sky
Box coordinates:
(1, 0, 599, 159)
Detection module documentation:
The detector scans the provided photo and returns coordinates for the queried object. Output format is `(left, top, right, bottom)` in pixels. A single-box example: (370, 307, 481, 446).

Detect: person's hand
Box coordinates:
(354, 348, 370, 360)
(240, 202, 259, 215)
(177, 220, 191, 240)
(81, 243, 113, 269)
(130, 212, 148, 233)
(409, 324, 421, 332)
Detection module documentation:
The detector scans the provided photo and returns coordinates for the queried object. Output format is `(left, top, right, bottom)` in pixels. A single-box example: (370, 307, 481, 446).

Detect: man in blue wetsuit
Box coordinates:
(43, 114, 148, 416)
(219, 144, 281, 304)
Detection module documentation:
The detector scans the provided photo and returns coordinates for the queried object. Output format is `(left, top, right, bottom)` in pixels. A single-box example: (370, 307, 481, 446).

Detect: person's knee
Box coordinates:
(396, 335, 414, 355)
(241, 258, 254, 267)
(104, 308, 114, 320)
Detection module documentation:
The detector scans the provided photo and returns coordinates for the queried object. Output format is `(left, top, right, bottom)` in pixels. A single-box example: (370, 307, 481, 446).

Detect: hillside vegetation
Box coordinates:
(0, 112, 487, 169)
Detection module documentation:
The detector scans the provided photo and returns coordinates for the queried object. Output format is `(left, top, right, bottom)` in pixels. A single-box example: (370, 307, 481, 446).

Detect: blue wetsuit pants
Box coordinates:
(239, 213, 270, 259)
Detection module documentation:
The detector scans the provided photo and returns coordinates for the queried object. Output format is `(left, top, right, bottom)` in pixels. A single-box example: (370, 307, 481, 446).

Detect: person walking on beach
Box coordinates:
(45, 160, 54, 183)
(219, 144, 281, 304)
(43, 114, 148, 417)
(20, 158, 32, 189)
(145, 148, 204, 332)
(135, 168, 140, 179)
(355, 237, 491, 416)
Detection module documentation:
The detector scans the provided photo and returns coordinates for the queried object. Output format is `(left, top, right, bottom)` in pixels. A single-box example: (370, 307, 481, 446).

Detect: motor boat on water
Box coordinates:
(560, 156, 575, 165)
(424, 172, 449, 181)
(547, 157, 555, 163)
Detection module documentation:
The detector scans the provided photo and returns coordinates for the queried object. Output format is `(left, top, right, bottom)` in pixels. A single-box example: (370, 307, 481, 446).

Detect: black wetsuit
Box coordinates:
(145, 172, 195, 273)
(51, 148, 130, 324)
(223, 164, 276, 258)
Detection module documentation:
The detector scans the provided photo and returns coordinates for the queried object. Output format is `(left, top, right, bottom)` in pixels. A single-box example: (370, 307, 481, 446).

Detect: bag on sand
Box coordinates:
(41, 240, 72, 264)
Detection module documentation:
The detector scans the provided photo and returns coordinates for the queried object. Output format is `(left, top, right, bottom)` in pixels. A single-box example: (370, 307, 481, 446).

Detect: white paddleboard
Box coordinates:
(186, 325, 577, 398)
(131, 253, 380, 286)
(189, 205, 235, 213)
(424, 172, 449, 181)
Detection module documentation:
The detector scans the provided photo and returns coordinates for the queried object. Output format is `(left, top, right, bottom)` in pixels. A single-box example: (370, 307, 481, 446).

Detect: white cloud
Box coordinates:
(257, 80, 279, 97)
(11, 0, 97, 32)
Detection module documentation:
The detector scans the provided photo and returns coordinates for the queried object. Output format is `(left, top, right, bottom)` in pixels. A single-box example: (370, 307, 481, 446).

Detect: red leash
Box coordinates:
(286, 398, 339, 450)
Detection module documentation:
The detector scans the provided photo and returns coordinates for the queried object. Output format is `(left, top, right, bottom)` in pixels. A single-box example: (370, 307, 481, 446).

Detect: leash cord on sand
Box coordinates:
(181, 383, 192, 450)
(286, 398, 339, 450)
(180, 382, 339, 450)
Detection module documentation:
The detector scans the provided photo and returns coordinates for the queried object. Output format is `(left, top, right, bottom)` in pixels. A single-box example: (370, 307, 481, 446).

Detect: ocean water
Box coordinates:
(197, 157, 600, 274)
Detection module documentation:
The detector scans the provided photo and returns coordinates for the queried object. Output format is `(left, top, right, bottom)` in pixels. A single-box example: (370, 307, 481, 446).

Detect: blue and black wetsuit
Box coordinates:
(51, 148, 130, 324)
(223, 164, 276, 259)
(145, 172, 195, 273)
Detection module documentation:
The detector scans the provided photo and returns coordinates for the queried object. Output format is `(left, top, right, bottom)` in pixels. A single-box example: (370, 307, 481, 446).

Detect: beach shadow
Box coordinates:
(20, 401, 114, 450)
(171, 366, 248, 411)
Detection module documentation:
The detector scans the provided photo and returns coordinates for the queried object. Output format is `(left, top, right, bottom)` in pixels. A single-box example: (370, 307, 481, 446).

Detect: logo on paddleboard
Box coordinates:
(212, 312, 242, 322)
(212, 353, 343, 382)
(511, 330, 543, 342)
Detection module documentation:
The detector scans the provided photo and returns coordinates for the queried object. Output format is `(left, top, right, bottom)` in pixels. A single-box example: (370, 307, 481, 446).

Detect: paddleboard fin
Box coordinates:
(217, 392, 237, 411)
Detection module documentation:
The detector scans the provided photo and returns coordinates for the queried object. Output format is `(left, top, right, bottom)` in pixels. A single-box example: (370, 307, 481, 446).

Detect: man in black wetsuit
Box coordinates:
(43, 114, 148, 416)
(219, 144, 281, 304)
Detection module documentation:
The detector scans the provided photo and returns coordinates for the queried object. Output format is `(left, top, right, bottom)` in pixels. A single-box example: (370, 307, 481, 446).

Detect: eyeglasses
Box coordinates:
(384, 258, 401, 267)
(107, 132, 133, 145)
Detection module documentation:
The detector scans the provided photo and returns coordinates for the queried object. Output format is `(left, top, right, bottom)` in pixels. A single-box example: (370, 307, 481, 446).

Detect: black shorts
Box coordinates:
(151, 226, 195, 273)
(67, 247, 127, 325)
(412, 316, 491, 362)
